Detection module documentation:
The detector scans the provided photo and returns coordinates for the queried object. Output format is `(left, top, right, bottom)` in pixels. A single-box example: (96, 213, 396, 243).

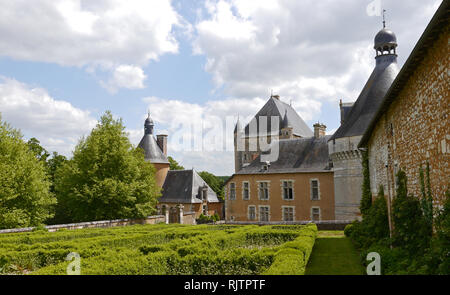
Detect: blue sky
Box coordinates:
(0, 0, 441, 175)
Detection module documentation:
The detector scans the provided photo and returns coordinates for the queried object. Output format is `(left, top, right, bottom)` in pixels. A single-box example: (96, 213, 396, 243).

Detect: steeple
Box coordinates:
(374, 10, 398, 59)
(144, 112, 154, 135)
(282, 109, 292, 128)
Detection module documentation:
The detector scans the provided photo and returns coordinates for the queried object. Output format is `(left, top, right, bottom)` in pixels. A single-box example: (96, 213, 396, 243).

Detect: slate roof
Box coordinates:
(236, 136, 332, 175)
(329, 54, 399, 141)
(160, 170, 220, 204)
(243, 96, 313, 138)
(359, 1, 449, 148)
(340, 103, 354, 125)
(138, 133, 169, 164)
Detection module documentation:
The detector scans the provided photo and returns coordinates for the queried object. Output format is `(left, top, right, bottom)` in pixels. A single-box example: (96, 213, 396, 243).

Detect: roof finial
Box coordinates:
(382, 9, 386, 29)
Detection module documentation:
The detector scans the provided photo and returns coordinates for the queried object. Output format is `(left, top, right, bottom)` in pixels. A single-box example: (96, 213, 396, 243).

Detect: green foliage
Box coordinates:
(360, 150, 372, 216)
(27, 138, 50, 163)
(0, 115, 55, 229)
(348, 167, 447, 275)
(419, 163, 433, 233)
(392, 169, 431, 254)
(198, 171, 225, 200)
(54, 111, 160, 223)
(196, 213, 220, 224)
(168, 156, 184, 170)
(424, 192, 450, 275)
(347, 186, 390, 249)
(0, 223, 317, 275)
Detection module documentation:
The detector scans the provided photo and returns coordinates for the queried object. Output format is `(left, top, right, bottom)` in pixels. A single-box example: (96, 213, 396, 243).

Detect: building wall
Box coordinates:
(367, 28, 449, 206)
(225, 172, 334, 222)
(159, 202, 224, 220)
(153, 163, 169, 188)
(328, 136, 364, 221)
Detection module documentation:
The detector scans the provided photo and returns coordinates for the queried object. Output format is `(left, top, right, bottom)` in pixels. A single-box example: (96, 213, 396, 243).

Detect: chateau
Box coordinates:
(225, 21, 402, 223)
(137, 113, 223, 222)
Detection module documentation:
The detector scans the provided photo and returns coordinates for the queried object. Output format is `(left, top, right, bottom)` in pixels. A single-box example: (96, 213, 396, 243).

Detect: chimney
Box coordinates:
(313, 123, 326, 139)
(157, 134, 168, 156)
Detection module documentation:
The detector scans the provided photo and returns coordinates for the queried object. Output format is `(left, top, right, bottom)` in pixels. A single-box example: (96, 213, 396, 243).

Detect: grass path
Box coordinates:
(305, 231, 365, 275)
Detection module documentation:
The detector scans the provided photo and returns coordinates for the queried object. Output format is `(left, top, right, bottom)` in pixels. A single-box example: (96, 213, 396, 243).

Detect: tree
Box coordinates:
(360, 150, 372, 216)
(27, 137, 50, 163)
(0, 115, 55, 229)
(392, 169, 430, 254)
(198, 171, 225, 200)
(168, 156, 184, 170)
(54, 111, 160, 223)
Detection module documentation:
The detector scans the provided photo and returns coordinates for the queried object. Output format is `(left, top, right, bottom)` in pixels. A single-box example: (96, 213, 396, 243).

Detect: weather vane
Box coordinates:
(382, 9, 386, 28)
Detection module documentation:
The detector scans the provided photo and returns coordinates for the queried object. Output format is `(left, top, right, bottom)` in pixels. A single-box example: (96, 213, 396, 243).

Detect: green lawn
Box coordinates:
(305, 231, 365, 275)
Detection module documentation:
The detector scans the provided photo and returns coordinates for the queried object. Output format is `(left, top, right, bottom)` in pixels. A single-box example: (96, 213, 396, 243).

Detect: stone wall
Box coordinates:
(329, 136, 364, 221)
(367, 27, 449, 206)
(0, 215, 166, 234)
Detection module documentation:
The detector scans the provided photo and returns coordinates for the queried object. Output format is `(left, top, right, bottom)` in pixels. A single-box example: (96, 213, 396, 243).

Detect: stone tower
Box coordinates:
(138, 113, 170, 188)
(328, 26, 400, 220)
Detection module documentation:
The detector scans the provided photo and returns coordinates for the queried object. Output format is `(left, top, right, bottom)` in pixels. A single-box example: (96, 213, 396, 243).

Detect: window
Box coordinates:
(311, 207, 320, 221)
(259, 206, 270, 222)
(283, 207, 295, 222)
(242, 182, 250, 200)
(311, 179, 319, 200)
(282, 181, 294, 200)
(248, 206, 256, 221)
(229, 183, 236, 200)
(258, 182, 269, 200)
(202, 204, 208, 215)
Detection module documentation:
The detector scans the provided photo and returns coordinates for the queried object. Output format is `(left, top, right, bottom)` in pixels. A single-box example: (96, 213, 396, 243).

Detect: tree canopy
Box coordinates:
(0, 115, 55, 229)
(168, 156, 184, 170)
(54, 111, 160, 223)
(198, 171, 225, 200)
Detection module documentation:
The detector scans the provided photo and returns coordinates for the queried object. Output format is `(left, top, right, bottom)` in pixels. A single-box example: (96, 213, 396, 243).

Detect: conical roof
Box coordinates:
(329, 54, 399, 141)
(137, 114, 169, 164)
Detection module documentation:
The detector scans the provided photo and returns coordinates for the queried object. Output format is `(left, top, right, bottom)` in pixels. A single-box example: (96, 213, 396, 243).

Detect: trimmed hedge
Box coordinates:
(0, 223, 318, 275)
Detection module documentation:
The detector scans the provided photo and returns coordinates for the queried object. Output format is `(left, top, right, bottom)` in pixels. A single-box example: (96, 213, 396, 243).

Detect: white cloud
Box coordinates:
(0, 77, 97, 156)
(0, 0, 183, 91)
(193, 0, 441, 122)
(137, 95, 270, 175)
(102, 65, 147, 93)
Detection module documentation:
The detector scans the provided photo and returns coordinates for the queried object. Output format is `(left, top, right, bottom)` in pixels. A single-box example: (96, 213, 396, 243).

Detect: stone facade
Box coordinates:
(365, 26, 449, 206)
(328, 136, 364, 220)
(225, 172, 335, 222)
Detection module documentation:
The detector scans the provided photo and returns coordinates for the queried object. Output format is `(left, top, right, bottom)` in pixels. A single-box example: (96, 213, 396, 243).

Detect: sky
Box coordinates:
(0, 0, 442, 176)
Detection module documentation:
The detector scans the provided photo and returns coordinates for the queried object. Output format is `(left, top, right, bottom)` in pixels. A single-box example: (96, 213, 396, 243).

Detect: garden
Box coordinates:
(0, 223, 317, 275)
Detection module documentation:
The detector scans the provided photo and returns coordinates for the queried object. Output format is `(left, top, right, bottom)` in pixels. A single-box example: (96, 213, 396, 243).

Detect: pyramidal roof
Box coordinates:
(244, 96, 313, 137)
(329, 54, 399, 141)
(160, 170, 220, 204)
